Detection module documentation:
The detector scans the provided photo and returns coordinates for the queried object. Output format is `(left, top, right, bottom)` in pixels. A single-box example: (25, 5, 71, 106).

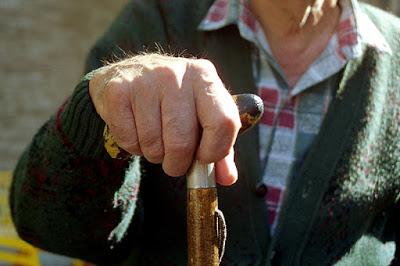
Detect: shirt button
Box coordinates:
(255, 183, 268, 198)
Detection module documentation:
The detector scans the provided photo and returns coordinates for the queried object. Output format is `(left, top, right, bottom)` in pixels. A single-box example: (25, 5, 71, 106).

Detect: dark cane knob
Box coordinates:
(233, 94, 264, 134)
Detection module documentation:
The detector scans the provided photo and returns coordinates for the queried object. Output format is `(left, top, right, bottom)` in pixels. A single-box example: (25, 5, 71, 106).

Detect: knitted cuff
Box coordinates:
(59, 71, 106, 158)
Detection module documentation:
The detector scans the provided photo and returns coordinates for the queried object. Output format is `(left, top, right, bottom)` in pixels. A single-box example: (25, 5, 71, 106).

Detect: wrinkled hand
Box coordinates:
(89, 54, 241, 185)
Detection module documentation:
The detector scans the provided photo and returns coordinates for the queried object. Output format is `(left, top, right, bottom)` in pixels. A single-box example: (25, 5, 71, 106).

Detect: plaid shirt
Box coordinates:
(199, 0, 391, 233)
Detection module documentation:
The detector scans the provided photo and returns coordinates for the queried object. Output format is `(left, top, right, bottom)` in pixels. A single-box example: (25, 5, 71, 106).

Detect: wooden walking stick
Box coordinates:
(102, 93, 263, 265)
(187, 94, 264, 266)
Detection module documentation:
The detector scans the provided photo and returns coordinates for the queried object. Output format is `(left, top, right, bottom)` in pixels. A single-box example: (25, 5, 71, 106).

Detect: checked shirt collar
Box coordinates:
(198, 0, 392, 232)
(198, 0, 392, 95)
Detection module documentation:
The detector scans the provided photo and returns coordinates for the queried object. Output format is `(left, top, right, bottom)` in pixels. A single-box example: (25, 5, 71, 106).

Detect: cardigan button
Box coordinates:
(255, 183, 268, 198)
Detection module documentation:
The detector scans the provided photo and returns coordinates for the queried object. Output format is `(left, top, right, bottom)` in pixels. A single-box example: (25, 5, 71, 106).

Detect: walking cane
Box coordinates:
(187, 94, 264, 266)
(103, 94, 263, 265)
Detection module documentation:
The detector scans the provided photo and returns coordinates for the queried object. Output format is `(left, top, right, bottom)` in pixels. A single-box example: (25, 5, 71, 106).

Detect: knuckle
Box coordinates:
(155, 65, 176, 79)
(129, 76, 146, 99)
(141, 62, 186, 94)
(212, 115, 240, 158)
(104, 79, 128, 103)
(131, 74, 145, 90)
(164, 141, 193, 158)
(108, 125, 140, 154)
(144, 150, 164, 164)
(154, 66, 180, 88)
(197, 59, 217, 72)
(189, 59, 217, 76)
(163, 166, 187, 177)
(188, 61, 220, 92)
(118, 140, 141, 155)
(218, 113, 240, 135)
(209, 135, 231, 160)
(140, 136, 164, 162)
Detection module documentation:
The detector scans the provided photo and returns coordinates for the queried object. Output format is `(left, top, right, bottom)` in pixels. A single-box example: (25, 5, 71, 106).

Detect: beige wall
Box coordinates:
(0, 0, 126, 169)
(0, 1, 399, 170)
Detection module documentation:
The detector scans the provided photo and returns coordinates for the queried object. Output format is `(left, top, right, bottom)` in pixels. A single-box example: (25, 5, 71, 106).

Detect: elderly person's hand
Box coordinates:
(89, 54, 241, 185)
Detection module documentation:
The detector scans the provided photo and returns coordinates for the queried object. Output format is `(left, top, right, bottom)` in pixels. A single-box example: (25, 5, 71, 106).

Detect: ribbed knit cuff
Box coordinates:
(59, 70, 106, 158)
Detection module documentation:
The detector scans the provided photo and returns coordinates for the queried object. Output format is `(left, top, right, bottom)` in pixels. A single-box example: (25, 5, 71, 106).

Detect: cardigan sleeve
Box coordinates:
(9, 73, 145, 264)
(9, 0, 166, 263)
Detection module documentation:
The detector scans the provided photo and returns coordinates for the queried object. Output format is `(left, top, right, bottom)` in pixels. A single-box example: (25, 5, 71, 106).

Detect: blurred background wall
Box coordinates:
(0, 0, 127, 170)
(0, 0, 399, 171)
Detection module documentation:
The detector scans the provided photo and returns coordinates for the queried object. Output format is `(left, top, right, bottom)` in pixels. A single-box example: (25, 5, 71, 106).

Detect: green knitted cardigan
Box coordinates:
(10, 1, 400, 265)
